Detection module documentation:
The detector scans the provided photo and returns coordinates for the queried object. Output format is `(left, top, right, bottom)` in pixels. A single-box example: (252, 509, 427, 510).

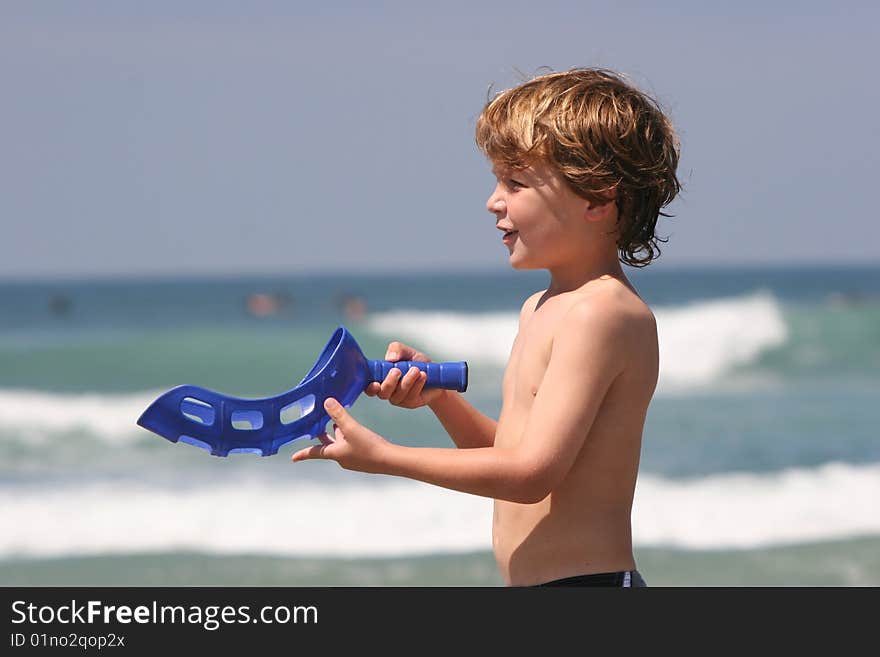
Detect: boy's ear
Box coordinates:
(583, 190, 617, 222)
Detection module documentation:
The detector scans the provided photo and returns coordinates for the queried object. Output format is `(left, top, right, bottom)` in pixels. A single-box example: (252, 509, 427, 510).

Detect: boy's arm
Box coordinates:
(382, 291, 540, 450)
(293, 301, 627, 504)
(426, 290, 542, 450)
(427, 391, 497, 449)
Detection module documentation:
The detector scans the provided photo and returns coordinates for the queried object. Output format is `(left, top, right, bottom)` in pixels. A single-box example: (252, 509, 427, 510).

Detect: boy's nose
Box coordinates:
(486, 188, 506, 215)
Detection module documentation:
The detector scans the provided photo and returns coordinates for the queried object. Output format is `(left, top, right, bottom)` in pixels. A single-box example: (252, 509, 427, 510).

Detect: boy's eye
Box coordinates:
(508, 179, 525, 189)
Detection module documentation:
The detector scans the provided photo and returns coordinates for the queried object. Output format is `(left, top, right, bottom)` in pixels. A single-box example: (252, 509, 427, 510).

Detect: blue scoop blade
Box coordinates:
(136, 325, 468, 457)
(136, 384, 338, 457)
(136, 326, 368, 457)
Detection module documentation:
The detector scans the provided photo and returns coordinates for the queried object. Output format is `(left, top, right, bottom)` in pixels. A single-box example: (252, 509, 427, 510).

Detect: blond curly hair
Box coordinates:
(476, 68, 681, 267)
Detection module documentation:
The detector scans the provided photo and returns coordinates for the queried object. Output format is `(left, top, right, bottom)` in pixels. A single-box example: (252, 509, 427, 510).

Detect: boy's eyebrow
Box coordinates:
(492, 165, 527, 179)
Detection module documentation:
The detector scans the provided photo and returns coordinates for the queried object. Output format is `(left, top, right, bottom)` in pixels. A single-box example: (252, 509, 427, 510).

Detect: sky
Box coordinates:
(1, 1, 879, 279)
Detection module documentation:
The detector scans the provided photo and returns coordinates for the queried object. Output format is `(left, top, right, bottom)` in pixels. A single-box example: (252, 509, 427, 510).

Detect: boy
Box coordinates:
(292, 68, 681, 587)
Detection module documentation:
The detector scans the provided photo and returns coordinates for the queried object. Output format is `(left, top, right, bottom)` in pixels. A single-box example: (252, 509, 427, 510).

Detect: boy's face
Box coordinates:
(486, 160, 592, 270)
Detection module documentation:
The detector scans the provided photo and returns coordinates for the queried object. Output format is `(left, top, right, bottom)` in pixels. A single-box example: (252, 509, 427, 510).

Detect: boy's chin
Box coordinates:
(508, 258, 540, 271)
(507, 251, 542, 270)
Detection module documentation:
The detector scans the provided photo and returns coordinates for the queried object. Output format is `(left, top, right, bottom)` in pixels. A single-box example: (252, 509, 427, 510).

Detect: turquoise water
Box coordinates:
(1, 265, 878, 585)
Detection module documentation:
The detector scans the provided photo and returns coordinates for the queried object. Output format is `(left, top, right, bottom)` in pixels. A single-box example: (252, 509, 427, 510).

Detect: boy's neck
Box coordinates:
(546, 250, 628, 296)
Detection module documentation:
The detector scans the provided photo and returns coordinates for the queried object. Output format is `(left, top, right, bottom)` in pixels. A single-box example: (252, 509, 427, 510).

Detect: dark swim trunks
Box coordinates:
(535, 569, 647, 587)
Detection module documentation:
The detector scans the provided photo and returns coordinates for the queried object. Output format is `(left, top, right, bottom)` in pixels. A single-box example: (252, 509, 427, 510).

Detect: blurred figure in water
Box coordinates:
(336, 292, 368, 323)
(244, 291, 294, 318)
(48, 293, 72, 318)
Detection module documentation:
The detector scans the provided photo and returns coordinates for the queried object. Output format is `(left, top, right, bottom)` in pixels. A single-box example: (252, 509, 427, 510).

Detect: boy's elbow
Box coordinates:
(508, 486, 550, 505)
(507, 463, 556, 505)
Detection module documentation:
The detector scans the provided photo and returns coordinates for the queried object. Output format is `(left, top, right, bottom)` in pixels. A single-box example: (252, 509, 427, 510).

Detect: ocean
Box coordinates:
(1, 265, 878, 586)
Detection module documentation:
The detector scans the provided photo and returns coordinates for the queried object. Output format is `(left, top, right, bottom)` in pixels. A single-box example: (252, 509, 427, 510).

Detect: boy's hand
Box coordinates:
(363, 341, 447, 408)
(291, 398, 390, 473)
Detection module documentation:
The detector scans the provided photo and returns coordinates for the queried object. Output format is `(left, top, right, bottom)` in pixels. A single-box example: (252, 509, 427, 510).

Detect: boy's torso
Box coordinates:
(492, 276, 658, 586)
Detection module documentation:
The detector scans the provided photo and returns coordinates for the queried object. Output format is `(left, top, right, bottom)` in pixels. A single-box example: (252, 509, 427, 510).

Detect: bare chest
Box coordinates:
(495, 307, 564, 447)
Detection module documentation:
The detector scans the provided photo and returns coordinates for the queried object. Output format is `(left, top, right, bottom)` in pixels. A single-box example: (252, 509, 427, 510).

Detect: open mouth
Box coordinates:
(503, 230, 518, 239)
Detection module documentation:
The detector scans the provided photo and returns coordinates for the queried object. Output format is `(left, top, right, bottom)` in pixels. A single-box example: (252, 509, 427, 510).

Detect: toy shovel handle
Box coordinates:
(367, 360, 468, 392)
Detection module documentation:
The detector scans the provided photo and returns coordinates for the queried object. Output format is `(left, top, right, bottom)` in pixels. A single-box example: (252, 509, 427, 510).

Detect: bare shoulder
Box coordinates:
(519, 289, 545, 324)
(563, 280, 657, 347)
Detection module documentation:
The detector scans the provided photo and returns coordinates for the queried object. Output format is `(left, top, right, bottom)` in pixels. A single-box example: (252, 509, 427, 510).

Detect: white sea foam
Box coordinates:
(0, 292, 791, 441)
(0, 478, 494, 558)
(653, 290, 788, 388)
(1, 462, 877, 558)
(366, 311, 518, 369)
(632, 461, 880, 549)
(366, 290, 789, 390)
(0, 389, 159, 443)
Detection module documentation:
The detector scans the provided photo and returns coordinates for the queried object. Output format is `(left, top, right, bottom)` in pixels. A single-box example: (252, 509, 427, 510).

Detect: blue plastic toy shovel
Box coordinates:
(136, 325, 467, 457)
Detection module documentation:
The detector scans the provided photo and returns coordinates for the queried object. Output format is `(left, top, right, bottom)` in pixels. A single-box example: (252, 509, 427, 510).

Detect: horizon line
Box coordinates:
(1, 259, 880, 285)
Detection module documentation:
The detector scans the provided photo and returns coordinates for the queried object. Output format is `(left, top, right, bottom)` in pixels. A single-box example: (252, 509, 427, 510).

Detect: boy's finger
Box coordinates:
(412, 369, 428, 398)
(324, 398, 355, 429)
(291, 444, 328, 462)
(402, 370, 427, 405)
(386, 343, 424, 362)
(391, 367, 420, 404)
(385, 341, 405, 361)
(378, 367, 402, 399)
